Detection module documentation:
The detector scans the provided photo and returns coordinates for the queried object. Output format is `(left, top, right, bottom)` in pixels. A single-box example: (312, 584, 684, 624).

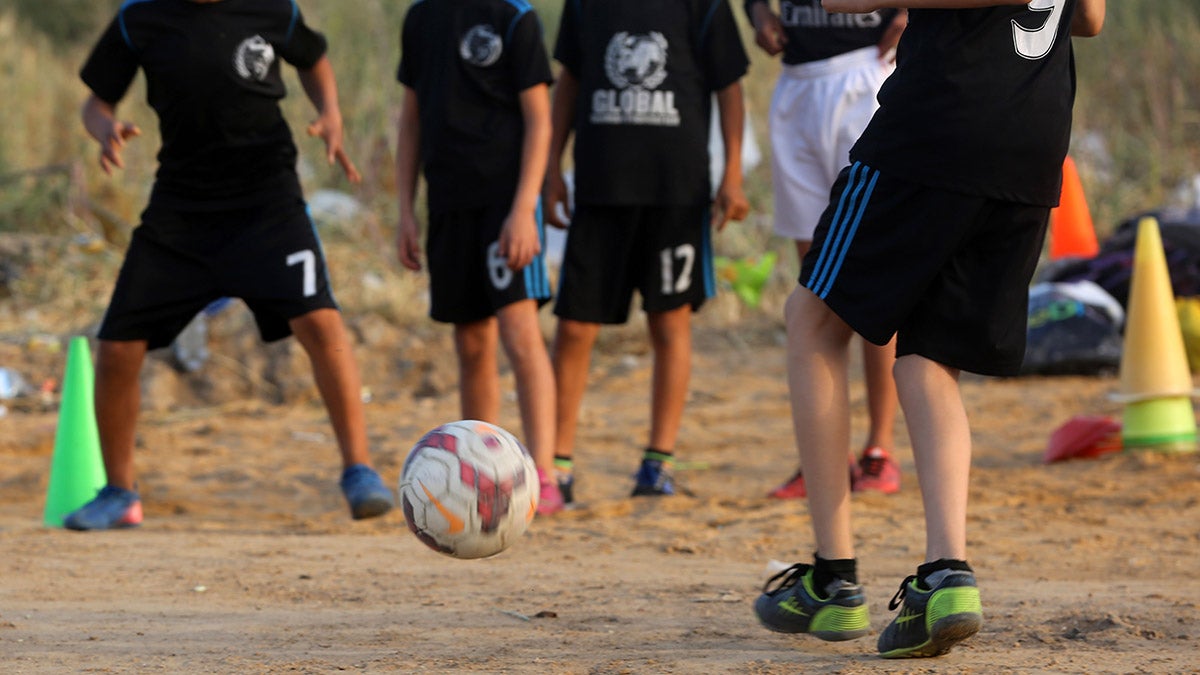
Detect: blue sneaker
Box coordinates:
(557, 472, 575, 505)
(631, 457, 675, 497)
(64, 485, 143, 531)
(339, 464, 394, 520)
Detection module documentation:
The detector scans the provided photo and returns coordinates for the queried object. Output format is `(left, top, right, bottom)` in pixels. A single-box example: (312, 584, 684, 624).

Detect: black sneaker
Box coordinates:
(753, 563, 870, 641)
(877, 570, 982, 658)
(556, 471, 575, 505)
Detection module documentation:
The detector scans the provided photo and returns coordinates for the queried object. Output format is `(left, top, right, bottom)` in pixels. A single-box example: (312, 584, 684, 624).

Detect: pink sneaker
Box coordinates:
(768, 456, 860, 499)
(767, 468, 807, 499)
(537, 468, 564, 515)
(853, 447, 901, 494)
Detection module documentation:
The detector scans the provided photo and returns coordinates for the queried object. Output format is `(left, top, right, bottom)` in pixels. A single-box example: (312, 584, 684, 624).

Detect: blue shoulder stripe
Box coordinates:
(503, 0, 534, 45)
(285, 0, 300, 45)
(117, 0, 158, 50)
(698, 0, 722, 45)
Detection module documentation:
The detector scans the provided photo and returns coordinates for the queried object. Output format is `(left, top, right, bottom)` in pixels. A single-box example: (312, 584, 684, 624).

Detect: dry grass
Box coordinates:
(1, 1, 1198, 341)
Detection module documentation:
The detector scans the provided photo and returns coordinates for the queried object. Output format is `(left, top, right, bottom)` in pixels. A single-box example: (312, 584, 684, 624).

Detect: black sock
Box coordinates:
(917, 558, 972, 588)
(813, 554, 857, 595)
(643, 448, 673, 463)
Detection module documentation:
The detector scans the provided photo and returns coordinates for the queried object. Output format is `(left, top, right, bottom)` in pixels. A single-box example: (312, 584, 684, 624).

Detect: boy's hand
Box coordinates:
(396, 214, 423, 271)
(499, 208, 541, 271)
(543, 172, 572, 229)
(712, 179, 750, 232)
(307, 112, 361, 183)
(750, 2, 787, 56)
(97, 120, 141, 176)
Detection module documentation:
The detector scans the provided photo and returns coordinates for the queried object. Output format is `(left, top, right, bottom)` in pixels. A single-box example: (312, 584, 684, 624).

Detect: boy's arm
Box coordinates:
(500, 83, 552, 271)
(823, 0, 1028, 11)
(1071, 0, 1104, 36)
(712, 81, 750, 232)
(878, 9, 907, 61)
(543, 68, 578, 229)
(81, 94, 141, 176)
(297, 55, 361, 182)
(395, 87, 423, 272)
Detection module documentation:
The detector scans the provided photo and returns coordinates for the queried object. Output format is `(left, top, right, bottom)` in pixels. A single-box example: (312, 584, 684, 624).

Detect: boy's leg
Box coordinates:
(496, 300, 563, 514)
(646, 304, 691, 453)
(862, 336, 898, 452)
(551, 317, 601, 463)
(290, 308, 370, 468)
(754, 286, 872, 640)
(290, 308, 392, 519)
(785, 287, 856, 559)
(876, 353, 980, 659)
(854, 335, 902, 494)
(628, 304, 693, 497)
(94, 339, 148, 490)
(63, 339, 148, 531)
(893, 354, 969, 561)
(453, 317, 500, 423)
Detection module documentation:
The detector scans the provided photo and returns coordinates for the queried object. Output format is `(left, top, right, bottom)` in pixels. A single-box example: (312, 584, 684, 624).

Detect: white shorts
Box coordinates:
(769, 46, 894, 241)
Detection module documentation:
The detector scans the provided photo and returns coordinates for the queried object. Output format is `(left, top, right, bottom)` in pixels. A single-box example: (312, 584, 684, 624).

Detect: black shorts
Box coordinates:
(800, 162, 1049, 376)
(99, 192, 338, 350)
(426, 204, 552, 324)
(554, 204, 714, 324)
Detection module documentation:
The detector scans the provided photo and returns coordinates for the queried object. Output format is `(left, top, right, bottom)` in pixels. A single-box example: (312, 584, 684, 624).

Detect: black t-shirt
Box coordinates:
(80, 0, 327, 210)
(850, 1, 1077, 207)
(397, 0, 554, 215)
(743, 1, 898, 65)
(555, 0, 749, 206)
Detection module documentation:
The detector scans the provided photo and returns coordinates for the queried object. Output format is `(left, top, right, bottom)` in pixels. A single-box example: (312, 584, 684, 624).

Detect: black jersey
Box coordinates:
(849, 1, 1077, 207)
(81, 0, 328, 210)
(743, 0, 898, 65)
(555, 0, 749, 207)
(397, 0, 554, 215)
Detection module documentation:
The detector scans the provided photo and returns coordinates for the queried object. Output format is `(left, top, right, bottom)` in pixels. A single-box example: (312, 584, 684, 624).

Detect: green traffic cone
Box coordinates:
(716, 252, 777, 309)
(42, 336, 107, 527)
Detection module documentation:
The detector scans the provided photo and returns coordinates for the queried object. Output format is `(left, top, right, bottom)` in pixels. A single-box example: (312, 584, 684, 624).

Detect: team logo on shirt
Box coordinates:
(594, 32, 679, 127)
(234, 35, 275, 81)
(460, 25, 503, 67)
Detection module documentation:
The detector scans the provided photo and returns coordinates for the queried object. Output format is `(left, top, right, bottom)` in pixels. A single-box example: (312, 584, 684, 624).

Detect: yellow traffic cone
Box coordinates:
(1114, 217, 1199, 453)
(42, 336, 107, 526)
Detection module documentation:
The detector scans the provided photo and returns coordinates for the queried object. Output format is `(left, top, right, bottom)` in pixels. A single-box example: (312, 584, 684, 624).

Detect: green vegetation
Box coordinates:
(0, 1, 1197, 317)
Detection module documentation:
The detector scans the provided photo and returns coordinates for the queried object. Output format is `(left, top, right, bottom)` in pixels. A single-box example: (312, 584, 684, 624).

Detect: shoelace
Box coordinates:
(888, 574, 918, 610)
(761, 562, 811, 594)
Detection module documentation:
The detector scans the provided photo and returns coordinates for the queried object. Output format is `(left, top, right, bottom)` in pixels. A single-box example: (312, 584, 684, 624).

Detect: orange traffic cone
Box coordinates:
(1049, 156, 1100, 260)
(1113, 216, 1198, 453)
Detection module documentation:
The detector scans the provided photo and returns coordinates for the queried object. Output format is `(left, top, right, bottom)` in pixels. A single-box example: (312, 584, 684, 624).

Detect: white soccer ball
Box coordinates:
(399, 420, 538, 559)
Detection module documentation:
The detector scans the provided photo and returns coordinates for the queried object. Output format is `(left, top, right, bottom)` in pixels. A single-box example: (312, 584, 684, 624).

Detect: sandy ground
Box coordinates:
(1, 307, 1199, 674)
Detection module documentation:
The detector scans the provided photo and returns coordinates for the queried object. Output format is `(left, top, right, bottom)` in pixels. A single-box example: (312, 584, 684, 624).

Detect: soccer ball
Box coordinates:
(399, 420, 538, 559)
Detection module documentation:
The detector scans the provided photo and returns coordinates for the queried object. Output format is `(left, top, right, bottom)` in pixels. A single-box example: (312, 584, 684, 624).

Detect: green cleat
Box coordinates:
(877, 570, 983, 658)
(754, 563, 870, 641)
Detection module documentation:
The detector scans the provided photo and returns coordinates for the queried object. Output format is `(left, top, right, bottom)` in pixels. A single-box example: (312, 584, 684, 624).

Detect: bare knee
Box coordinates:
(785, 286, 853, 349)
(455, 319, 497, 368)
(96, 339, 147, 380)
(290, 308, 349, 353)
